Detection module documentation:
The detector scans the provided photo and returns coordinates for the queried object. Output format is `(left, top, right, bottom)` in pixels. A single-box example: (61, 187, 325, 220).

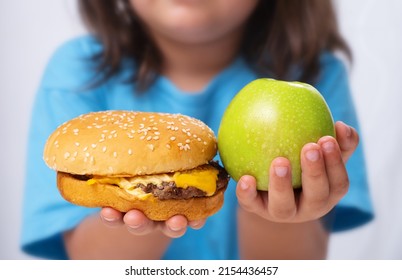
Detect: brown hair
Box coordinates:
(79, 0, 351, 91)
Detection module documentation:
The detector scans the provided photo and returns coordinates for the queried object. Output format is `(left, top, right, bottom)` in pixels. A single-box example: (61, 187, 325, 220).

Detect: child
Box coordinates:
(21, 0, 373, 259)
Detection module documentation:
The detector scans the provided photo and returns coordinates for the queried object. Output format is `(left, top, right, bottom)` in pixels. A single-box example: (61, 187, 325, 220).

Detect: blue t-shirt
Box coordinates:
(21, 36, 373, 259)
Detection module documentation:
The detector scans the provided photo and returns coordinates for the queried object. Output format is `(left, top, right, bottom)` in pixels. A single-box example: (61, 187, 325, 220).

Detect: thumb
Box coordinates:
(236, 175, 259, 212)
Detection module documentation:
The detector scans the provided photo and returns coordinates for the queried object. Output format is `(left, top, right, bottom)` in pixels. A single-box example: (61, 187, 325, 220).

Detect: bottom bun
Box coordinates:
(57, 172, 225, 221)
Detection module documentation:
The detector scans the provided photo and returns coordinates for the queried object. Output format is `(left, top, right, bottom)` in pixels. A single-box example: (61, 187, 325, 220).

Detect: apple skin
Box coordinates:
(218, 78, 335, 190)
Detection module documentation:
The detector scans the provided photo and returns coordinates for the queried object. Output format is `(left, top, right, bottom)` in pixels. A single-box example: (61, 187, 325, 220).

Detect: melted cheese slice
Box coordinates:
(87, 165, 219, 198)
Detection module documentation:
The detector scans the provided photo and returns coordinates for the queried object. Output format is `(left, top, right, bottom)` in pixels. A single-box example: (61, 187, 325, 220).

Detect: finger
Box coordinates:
(268, 157, 297, 221)
(188, 219, 206, 230)
(162, 215, 188, 238)
(123, 209, 157, 235)
(298, 143, 330, 216)
(335, 121, 359, 163)
(236, 175, 264, 212)
(100, 207, 124, 228)
(318, 136, 349, 205)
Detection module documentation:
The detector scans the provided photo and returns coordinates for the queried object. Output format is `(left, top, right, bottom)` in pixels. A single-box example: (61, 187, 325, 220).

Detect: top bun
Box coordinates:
(44, 111, 217, 176)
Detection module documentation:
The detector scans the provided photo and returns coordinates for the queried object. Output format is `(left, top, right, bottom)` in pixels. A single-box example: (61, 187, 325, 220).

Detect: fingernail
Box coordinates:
(322, 141, 335, 153)
(274, 166, 288, 177)
(306, 149, 320, 162)
(239, 179, 249, 191)
(169, 225, 182, 232)
(128, 224, 142, 230)
(102, 216, 116, 222)
(345, 124, 352, 137)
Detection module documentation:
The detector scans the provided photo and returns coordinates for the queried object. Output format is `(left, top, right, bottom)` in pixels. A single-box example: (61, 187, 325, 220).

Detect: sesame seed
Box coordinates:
(102, 146, 107, 152)
(140, 135, 145, 140)
(170, 136, 176, 141)
(146, 136, 152, 141)
(113, 151, 117, 158)
(166, 144, 171, 149)
(185, 139, 190, 143)
(75, 142, 80, 147)
(153, 136, 159, 140)
(148, 144, 154, 151)
(64, 152, 70, 159)
(128, 149, 132, 155)
(91, 144, 97, 148)
(83, 146, 88, 152)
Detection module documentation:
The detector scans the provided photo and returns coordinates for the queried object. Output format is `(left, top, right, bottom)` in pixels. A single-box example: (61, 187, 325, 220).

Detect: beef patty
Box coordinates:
(139, 161, 229, 200)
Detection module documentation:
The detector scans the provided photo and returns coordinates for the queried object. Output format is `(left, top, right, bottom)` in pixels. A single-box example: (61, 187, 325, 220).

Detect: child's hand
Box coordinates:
(99, 207, 206, 238)
(236, 121, 358, 223)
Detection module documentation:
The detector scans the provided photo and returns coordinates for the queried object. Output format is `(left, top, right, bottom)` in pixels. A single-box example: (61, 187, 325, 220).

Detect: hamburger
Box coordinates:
(43, 110, 229, 221)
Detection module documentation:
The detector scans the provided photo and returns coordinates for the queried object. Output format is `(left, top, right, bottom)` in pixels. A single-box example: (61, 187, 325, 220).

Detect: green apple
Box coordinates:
(218, 78, 335, 190)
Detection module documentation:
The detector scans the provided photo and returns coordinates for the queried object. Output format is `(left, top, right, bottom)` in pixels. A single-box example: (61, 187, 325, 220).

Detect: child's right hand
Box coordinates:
(100, 207, 206, 238)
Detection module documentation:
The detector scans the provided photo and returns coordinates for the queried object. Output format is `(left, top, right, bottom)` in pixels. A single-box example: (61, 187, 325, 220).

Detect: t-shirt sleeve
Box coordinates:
(315, 53, 374, 231)
(20, 37, 107, 259)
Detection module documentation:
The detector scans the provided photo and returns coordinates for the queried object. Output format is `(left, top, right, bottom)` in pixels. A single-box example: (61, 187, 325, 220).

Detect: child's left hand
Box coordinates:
(236, 121, 358, 223)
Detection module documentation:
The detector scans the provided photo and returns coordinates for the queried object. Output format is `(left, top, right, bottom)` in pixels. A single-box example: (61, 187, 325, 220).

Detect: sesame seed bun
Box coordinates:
(44, 110, 217, 176)
(43, 110, 228, 221)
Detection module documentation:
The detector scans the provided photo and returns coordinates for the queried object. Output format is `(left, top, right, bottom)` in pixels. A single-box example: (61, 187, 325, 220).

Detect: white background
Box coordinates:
(1, 0, 401, 259)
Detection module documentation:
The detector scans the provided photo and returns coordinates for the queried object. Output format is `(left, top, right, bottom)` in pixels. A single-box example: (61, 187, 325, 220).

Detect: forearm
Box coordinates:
(63, 213, 172, 259)
(238, 207, 330, 259)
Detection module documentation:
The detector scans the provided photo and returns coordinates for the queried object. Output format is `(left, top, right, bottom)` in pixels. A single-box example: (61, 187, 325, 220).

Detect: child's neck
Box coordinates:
(153, 29, 243, 93)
